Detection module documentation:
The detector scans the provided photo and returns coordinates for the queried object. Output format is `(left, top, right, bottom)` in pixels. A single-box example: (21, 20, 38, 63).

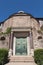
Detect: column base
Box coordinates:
(8, 49, 13, 57)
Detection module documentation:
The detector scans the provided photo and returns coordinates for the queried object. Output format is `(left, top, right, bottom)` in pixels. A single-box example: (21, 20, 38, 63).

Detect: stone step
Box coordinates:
(5, 62, 37, 65)
(9, 56, 34, 62)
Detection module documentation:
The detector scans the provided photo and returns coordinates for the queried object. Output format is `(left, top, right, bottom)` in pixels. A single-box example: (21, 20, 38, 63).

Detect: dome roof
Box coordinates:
(9, 11, 33, 18)
(1, 11, 39, 23)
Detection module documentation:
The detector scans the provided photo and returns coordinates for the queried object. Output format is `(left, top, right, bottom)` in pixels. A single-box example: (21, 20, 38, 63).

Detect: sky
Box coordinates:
(0, 0, 43, 22)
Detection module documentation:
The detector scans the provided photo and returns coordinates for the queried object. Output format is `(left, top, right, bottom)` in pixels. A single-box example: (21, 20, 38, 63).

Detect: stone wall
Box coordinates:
(0, 34, 10, 49)
(2, 15, 40, 32)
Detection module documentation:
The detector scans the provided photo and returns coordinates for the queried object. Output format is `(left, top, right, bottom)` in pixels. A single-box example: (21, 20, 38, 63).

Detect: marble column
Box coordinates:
(30, 29, 34, 56)
(8, 32, 13, 57)
(30, 30, 34, 49)
(27, 36, 30, 55)
(13, 36, 16, 56)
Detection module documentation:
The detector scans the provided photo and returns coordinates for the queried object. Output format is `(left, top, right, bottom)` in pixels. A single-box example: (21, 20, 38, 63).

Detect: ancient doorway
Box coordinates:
(13, 32, 30, 56)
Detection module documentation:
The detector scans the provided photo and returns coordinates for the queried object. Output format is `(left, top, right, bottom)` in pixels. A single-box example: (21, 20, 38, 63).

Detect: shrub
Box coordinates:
(34, 49, 43, 65)
(0, 48, 9, 65)
(6, 27, 11, 34)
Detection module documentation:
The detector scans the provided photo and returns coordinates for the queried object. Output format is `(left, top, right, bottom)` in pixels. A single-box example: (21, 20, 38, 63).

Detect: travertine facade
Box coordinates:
(0, 11, 43, 57)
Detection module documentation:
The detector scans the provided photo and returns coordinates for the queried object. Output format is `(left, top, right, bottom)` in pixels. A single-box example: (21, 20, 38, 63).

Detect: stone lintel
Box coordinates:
(11, 27, 31, 32)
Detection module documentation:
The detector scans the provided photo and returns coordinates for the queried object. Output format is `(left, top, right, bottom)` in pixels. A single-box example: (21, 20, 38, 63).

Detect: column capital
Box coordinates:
(11, 31, 13, 34)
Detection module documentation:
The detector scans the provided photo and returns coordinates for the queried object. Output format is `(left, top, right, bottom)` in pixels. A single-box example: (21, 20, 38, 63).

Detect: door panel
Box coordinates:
(15, 38, 27, 55)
